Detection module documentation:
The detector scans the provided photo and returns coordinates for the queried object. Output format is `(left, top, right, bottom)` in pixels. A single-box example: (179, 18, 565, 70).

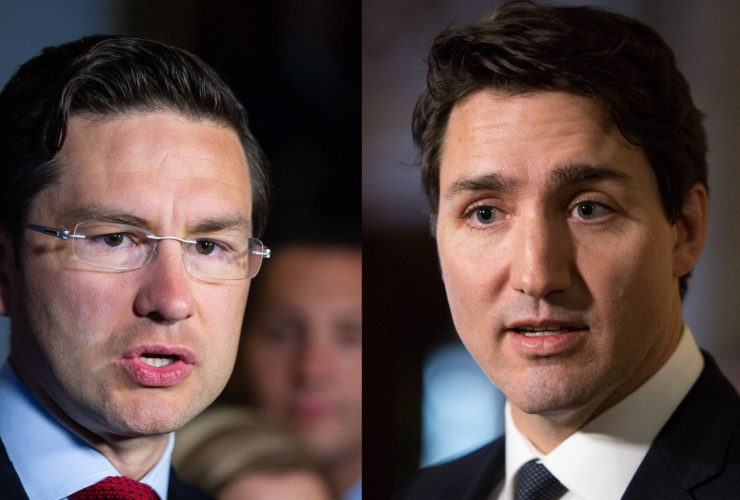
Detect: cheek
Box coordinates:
(338, 345, 363, 393)
(579, 228, 674, 309)
(199, 283, 248, 349)
(246, 343, 293, 403)
(24, 267, 126, 354)
(440, 251, 498, 336)
(577, 227, 676, 360)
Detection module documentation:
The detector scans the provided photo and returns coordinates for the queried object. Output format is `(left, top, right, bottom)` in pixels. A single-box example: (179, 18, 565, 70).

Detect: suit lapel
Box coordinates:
(0, 436, 29, 499)
(461, 437, 505, 500)
(622, 352, 740, 499)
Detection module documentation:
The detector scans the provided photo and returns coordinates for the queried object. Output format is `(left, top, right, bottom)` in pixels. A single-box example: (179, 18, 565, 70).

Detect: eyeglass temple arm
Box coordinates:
(253, 248, 271, 258)
(23, 222, 85, 240)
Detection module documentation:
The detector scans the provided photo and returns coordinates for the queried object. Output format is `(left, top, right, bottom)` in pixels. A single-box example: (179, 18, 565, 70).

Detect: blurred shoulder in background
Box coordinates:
(173, 405, 338, 500)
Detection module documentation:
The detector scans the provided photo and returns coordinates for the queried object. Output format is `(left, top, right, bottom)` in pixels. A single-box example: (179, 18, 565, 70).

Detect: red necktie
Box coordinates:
(70, 476, 159, 500)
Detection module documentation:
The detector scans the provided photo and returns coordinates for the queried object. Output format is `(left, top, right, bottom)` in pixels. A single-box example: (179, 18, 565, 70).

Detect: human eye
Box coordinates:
(569, 199, 613, 221)
(194, 239, 222, 256)
(262, 319, 303, 345)
(461, 202, 507, 229)
(188, 236, 239, 260)
(88, 230, 140, 249)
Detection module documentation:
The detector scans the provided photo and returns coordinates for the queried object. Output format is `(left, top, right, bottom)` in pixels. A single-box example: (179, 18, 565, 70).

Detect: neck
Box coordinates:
(86, 432, 169, 480)
(511, 313, 684, 455)
(9, 357, 168, 480)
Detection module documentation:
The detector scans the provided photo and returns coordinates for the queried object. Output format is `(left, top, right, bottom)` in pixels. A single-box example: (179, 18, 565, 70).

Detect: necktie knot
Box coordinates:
(70, 476, 159, 500)
(514, 460, 567, 500)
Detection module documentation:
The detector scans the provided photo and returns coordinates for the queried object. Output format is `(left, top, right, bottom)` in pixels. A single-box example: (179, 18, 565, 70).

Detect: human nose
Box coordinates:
(509, 214, 572, 299)
(296, 334, 336, 386)
(133, 240, 196, 322)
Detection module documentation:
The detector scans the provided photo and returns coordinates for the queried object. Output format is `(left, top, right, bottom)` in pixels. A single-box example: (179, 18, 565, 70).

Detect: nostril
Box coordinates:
(145, 311, 168, 323)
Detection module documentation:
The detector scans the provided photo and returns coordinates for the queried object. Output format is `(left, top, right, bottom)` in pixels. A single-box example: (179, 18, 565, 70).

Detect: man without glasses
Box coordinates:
(0, 35, 270, 499)
(237, 238, 362, 499)
(397, 2, 740, 499)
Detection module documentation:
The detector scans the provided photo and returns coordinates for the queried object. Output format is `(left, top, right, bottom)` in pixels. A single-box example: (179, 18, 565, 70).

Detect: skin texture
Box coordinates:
(241, 246, 362, 494)
(0, 110, 253, 478)
(435, 91, 707, 452)
(218, 471, 334, 500)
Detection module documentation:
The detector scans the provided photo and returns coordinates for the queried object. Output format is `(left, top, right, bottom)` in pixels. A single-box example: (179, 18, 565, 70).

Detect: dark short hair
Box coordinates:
(0, 35, 270, 243)
(412, 0, 707, 298)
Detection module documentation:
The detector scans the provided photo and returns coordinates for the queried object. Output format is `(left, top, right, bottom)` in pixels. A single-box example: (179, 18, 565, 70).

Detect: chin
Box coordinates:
(100, 391, 208, 437)
(505, 372, 603, 416)
(108, 405, 194, 437)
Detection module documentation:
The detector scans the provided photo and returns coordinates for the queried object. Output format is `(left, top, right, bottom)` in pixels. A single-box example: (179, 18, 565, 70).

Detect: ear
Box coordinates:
(0, 229, 15, 317)
(672, 183, 708, 278)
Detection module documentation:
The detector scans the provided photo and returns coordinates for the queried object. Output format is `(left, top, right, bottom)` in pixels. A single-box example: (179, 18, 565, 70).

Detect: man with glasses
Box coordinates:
(0, 35, 270, 499)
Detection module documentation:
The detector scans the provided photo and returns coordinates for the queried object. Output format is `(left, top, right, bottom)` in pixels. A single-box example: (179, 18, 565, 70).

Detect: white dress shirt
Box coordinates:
(492, 324, 704, 500)
(0, 362, 173, 500)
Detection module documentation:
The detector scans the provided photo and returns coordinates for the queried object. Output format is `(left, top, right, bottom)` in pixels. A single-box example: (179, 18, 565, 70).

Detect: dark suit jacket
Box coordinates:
(0, 436, 212, 500)
(396, 352, 740, 499)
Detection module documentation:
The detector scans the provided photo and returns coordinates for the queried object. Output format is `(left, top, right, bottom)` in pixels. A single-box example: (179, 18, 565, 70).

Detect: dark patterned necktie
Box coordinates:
(514, 460, 567, 500)
(70, 476, 159, 500)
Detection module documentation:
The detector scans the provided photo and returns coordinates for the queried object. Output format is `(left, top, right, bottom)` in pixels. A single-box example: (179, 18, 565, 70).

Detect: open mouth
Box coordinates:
(138, 355, 178, 368)
(511, 325, 584, 337)
(118, 345, 195, 387)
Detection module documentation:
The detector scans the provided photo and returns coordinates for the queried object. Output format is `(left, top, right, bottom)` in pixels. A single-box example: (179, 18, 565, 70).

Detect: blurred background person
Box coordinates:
(223, 225, 362, 500)
(173, 406, 338, 500)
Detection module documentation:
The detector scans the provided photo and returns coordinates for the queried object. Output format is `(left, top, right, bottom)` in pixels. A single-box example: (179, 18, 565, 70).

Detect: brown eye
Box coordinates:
(196, 240, 215, 255)
(104, 234, 124, 247)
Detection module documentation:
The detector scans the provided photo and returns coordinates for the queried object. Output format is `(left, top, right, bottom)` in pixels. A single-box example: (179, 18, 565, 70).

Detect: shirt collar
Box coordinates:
(502, 324, 704, 500)
(0, 363, 173, 500)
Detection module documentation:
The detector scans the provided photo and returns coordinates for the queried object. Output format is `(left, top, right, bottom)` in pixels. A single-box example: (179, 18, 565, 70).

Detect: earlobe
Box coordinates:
(0, 229, 15, 317)
(672, 184, 709, 278)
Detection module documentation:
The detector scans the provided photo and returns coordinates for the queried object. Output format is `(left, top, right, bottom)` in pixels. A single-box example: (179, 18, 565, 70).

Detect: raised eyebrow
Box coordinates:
(56, 206, 150, 229)
(444, 172, 521, 200)
(547, 163, 633, 189)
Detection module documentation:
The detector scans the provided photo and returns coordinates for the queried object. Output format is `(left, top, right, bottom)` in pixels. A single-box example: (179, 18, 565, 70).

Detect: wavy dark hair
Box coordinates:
(0, 35, 270, 244)
(412, 0, 707, 298)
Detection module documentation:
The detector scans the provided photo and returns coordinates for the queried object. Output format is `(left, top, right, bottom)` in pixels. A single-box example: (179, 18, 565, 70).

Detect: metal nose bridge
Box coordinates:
(146, 235, 197, 244)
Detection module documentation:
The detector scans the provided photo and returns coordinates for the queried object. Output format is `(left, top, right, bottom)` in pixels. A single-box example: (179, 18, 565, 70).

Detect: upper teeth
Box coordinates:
(522, 330, 569, 337)
(519, 324, 567, 331)
(139, 356, 175, 368)
(516, 325, 572, 337)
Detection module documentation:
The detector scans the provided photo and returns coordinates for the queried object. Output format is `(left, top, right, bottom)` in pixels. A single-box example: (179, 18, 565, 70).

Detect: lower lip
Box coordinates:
(507, 329, 587, 357)
(118, 358, 192, 387)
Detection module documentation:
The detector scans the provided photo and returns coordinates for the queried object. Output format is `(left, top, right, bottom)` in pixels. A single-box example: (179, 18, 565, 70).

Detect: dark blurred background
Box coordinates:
(363, 0, 740, 498)
(0, 1, 360, 360)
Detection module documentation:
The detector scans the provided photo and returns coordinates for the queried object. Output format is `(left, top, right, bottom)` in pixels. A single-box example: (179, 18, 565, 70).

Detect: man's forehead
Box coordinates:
(439, 90, 647, 194)
(29, 110, 253, 233)
(60, 111, 248, 175)
(446, 90, 614, 147)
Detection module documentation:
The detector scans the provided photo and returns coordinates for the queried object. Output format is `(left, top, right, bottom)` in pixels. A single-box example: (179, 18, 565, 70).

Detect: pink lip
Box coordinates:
(116, 345, 195, 387)
(504, 320, 588, 357)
